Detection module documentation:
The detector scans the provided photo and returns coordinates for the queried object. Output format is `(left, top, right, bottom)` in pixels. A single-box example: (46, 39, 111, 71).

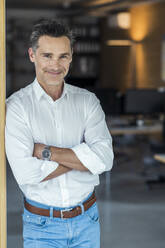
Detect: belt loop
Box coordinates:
(49, 207, 53, 219)
(79, 203, 84, 215)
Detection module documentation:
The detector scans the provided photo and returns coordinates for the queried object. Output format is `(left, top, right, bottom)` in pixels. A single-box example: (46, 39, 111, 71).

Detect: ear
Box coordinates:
(28, 47, 35, 63)
(69, 49, 73, 64)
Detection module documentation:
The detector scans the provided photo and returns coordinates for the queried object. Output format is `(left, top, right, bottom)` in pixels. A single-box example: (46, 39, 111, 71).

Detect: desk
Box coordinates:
(154, 154, 165, 163)
(149, 154, 165, 188)
(110, 123, 162, 136)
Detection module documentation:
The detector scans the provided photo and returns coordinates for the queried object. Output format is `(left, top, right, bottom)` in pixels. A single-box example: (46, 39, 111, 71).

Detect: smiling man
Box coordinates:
(5, 19, 114, 248)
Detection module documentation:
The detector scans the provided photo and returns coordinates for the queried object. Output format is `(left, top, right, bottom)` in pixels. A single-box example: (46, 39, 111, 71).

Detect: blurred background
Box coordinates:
(6, 0, 165, 247)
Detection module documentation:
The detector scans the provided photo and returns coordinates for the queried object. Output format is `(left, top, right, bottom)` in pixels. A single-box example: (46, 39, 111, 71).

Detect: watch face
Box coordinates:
(43, 150, 50, 158)
(42, 148, 51, 160)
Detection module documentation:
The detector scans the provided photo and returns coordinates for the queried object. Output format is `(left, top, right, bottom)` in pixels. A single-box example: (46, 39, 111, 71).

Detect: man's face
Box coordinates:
(28, 35, 72, 87)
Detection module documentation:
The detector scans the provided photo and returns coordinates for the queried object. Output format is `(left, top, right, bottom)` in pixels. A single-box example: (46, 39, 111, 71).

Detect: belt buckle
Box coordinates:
(60, 208, 72, 219)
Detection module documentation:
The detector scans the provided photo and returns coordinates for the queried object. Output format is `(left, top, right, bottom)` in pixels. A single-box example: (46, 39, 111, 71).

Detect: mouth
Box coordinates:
(47, 71, 62, 76)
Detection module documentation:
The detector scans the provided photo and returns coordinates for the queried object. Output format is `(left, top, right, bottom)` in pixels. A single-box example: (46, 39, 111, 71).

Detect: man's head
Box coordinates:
(30, 19, 75, 52)
(28, 19, 75, 88)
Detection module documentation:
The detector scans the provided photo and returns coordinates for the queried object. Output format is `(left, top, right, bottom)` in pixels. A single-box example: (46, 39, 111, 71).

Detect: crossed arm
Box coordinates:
(33, 144, 89, 182)
(6, 93, 113, 186)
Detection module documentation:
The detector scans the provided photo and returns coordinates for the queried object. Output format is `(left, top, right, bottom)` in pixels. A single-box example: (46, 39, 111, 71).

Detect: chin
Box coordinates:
(46, 81, 63, 86)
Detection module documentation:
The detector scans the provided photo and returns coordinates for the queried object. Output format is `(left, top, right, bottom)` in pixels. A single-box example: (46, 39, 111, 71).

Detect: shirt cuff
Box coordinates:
(71, 142, 105, 175)
(40, 160, 59, 181)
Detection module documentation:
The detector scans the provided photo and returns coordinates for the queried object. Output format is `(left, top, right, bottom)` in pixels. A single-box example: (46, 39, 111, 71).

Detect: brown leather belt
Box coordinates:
(24, 192, 96, 219)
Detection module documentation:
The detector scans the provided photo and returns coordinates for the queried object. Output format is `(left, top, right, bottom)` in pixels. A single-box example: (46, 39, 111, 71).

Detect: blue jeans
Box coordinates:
(22, 194, 100, 248)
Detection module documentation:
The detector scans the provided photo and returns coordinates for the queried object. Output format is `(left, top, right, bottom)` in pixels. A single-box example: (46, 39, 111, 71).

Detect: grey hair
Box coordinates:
(30, 18, 75, 52)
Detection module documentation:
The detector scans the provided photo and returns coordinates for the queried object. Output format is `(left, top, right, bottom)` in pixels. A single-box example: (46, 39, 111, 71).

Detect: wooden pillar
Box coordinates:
(0, 0, 7, 247)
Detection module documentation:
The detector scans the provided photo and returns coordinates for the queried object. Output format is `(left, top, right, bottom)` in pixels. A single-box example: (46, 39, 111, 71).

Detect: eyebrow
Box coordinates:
(40, 52, 52, 56)
(60, 53, 71, 56)
(41, 52, 70, 56)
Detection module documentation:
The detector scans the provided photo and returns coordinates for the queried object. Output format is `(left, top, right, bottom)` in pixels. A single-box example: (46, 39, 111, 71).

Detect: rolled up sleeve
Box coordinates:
(5, 98, 58, 186)
(71, 93, 114, 175)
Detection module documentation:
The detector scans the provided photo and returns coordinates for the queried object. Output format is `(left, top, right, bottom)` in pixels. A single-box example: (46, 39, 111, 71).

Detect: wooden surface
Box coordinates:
(110, 123, 162, 136)
(0, 0, 7, 247)
(154, 154, 165, 163)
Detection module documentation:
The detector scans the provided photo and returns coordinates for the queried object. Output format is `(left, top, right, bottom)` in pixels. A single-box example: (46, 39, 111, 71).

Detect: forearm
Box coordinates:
(50, 146, 89, 171)
(33, 143, 89, 172)
(41, 164, 71, 182)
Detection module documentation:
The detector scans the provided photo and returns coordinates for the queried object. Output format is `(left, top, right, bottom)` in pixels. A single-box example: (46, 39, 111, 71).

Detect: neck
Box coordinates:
(46, 84, 64, 101)
(38, 80, 64, 101)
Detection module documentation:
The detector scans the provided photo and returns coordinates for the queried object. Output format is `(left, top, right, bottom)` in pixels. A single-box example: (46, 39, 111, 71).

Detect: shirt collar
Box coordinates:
(33, 78, 68, 102)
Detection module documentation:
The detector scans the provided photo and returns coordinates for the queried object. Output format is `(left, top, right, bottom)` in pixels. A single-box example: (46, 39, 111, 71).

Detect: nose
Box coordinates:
(49, 58, 60, 68)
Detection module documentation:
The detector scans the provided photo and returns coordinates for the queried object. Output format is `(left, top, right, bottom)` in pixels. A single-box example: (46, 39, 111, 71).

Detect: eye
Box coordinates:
(43, 54, 52, 58)
(60, 55, 69, 59)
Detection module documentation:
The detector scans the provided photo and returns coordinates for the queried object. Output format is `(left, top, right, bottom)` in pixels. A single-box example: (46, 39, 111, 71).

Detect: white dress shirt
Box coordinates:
(5, 78, 114, 207)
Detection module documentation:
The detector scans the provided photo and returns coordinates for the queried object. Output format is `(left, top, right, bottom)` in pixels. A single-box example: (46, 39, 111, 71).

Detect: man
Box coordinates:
(5, 19, 114, 248)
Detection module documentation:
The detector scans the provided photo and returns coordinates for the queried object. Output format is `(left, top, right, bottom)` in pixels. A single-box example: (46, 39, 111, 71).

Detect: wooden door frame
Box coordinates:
(0, 0, 7, 247)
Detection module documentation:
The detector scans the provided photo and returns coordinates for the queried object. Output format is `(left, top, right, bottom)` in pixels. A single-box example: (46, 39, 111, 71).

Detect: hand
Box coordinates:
(33, 143, 46, 159)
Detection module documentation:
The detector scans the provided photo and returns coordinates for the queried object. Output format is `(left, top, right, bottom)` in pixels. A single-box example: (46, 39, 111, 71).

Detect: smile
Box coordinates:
(46, 70, 62, 75)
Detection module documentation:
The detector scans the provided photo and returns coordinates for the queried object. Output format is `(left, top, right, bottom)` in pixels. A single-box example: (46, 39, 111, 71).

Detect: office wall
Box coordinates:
(101, 2, 165, 91)
(100, 17, 132, 91)
(130, 2, 165, 89)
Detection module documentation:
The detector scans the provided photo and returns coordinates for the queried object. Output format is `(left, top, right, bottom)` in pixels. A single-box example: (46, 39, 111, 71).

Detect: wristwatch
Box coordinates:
(42, 146, 51, 161)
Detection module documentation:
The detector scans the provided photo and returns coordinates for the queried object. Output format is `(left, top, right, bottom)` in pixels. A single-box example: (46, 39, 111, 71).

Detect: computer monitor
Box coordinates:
(124, 89, 165, 115)
(90, 88, 123, 115)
